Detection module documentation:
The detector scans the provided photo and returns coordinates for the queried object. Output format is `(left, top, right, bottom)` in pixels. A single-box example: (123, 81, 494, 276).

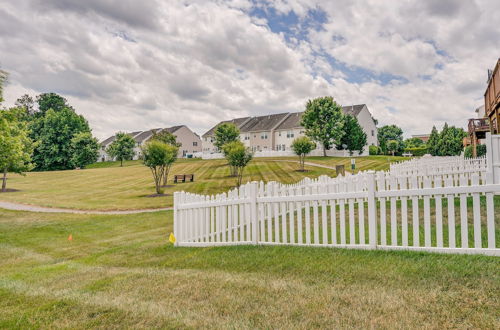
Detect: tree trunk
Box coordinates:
(120, 158, 123, 167)
(323, 144, 327, 157)
(1, 169, 6, 192)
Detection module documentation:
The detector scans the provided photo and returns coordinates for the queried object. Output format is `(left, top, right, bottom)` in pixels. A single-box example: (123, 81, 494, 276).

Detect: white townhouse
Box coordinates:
(202, 104, 378, 155)
(99, 125, 201, 162)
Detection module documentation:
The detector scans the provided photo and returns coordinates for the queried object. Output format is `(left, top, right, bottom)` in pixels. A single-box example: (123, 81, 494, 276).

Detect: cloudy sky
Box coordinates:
(1, 0, 499, 139)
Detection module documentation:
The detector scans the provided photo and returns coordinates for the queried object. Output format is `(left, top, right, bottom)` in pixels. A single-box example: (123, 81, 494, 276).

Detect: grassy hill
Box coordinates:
(0, 209, 498, 328)
(0, 156, 403, 211)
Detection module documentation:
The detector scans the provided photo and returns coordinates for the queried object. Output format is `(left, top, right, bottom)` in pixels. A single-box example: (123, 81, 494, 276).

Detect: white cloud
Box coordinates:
(0, 0, 499, 140)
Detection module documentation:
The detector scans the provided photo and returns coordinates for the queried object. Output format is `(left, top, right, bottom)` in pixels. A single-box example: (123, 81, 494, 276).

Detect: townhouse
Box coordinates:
(202, 104, 378, 154)
(99, 125, 201, 162)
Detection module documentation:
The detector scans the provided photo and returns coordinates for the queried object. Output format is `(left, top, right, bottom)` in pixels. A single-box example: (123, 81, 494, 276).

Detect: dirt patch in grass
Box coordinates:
(0, 188, 20, 193)
(160, 185, 175, 188)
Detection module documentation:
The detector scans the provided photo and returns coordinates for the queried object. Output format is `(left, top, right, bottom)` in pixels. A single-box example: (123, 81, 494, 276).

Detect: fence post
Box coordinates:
(251, 182, 258, 245)
(485, 132, 494, 184)
(366, 171, 377, 248)
(173, 191, 179, 246)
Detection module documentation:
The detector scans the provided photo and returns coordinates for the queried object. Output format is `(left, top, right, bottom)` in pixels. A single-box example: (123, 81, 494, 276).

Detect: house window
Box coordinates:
(282, 144, 286, 151)
(261, 133, 268, 139)
(279, 132, 281, 136)
(193, 141, 198, 146)
(371, 130, 374, 137)
(286, 130, 294, 138)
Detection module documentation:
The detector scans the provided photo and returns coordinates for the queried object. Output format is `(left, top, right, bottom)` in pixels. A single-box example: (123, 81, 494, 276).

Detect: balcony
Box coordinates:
(468, 118, 490, 139)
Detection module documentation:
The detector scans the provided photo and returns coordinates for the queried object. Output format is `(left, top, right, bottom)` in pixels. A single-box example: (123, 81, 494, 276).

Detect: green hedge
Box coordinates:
(403, 147, 428, 157)
(464, 144, 486, 158)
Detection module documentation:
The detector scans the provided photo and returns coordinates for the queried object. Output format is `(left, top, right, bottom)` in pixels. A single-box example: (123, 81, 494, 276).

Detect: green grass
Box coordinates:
(0, 210, 498, 328)
(0, 159, 336, 211)
(0, 156, 406, 211)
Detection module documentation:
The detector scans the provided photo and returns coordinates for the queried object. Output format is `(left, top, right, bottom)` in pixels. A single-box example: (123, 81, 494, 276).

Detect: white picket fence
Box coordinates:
(174, 138, 500, 256)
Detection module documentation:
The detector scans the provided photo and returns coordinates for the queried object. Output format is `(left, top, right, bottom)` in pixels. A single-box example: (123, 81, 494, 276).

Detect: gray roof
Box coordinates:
(239, 113, 289, 133)
(101, 126, 186, 146)
(274, 105, 367, 131)
(342, 104, 365, 117)
(203, 117, 250, 137)
(274, 112, 303, 130)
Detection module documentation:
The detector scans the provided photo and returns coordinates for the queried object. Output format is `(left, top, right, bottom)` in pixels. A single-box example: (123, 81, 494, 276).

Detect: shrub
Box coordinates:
(464, 144, 486, 158)
(369, 145, 379, 155)
(403, 147, 428, 157)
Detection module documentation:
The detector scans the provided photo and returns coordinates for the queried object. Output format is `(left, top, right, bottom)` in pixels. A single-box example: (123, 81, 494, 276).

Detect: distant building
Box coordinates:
(99, 125, 201, 162)
(411, 134, 430, 143)
(202, 104, 378, 154)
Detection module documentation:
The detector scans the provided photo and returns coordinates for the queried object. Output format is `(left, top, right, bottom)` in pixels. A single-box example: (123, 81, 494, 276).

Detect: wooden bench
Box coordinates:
(174, 174, 194, 183)
(402, 152, 413, 157)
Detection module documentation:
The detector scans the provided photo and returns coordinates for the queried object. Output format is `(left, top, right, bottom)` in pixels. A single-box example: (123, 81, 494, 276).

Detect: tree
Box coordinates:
(161, 144, 178, 186)
(223, 141, 253, 187)
(0, 69, 7, 104)
(15, 94, 36, 118)
(70, 132, 99, 168)
(436, 123, 466, 156)
(0, 108, 34, 192)
(404, 137, 425, 148)
(301, 96, 345, 156)
(141, 140, 172, 194)
(427, 126, 440, 156)
(30, 107, 92, 171)
(106, 132, 136, 166)
(291, 136, 316, 171)
(338, 115, 367, 155)
(386, 140, 399, 156)
(213, 123, 240, 151)
(378, 125, 404, 155)
(151, 129, 181, 147)
(36, 93, 70, 117)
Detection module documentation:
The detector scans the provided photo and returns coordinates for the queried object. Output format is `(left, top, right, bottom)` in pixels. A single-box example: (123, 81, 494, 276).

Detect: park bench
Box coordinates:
(174, 174, 194, 183)
(402, 152, 413, 157)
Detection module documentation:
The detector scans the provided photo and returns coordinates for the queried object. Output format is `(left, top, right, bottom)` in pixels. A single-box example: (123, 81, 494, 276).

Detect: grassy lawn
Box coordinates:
(0, 156, 405, 211)
(0, 159, 335, 211)
(0, 209, 498, 328)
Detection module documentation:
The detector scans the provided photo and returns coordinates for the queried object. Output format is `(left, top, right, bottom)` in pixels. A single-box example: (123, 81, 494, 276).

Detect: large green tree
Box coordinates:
(0, 69, 7, 104)
(338, 115, 367, 155)
(404, 137, 425, 148)
(36, 93, 70, 117)
(427, 126, 440, 156)
(378, 125, 404, 155)
(0, 108, 34, 192)
(213, 123, 240, 152)
(301, 96, 345, 156)
(106, 132, 136, 167)
(436, 123, 466, 156)
(70, 132, 99, 169)
(15, 94, 36, 118)
(30, 107, 92, 171)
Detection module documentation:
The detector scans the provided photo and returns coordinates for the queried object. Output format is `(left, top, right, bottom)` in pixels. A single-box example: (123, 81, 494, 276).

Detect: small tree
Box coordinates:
(291, 136, 316, 171)
(161, 144, 178, 186)
(70, 132, 99, 168)
(214, 123, 240, 151)
(0, 69, 7, 104)
(404, 137, 425, 148)
(386, 140, 399, 156)
(301, 96, 345, 156)
(106, 132, 136, 166)
(338, 115, 367, 155)
(141, 140, 171, 194)
(223, 141, 253, 187)
(0, 108, 34, 192)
